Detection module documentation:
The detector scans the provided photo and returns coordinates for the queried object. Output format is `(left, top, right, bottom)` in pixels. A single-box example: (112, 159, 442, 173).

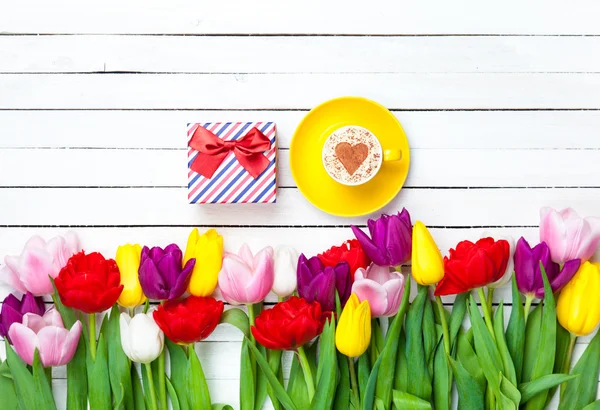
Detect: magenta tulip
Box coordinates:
(351, 264, 406, 317)
(297, 254, 351, 312)
(0, 292, 45, 343)
(138, 244, 195, 301)
(351, 209, 412, 267)
(0, 232, 81, 296)
(8, 308, 82, 367)
(218, 244, 274, 305)
(540, 207, 600, 264)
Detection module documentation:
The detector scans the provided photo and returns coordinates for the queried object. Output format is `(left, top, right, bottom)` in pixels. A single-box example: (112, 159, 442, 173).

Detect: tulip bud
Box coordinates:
(116, 244, 146, 308)
(411, 221, 444, 286)
(119, 311, 164, 363)
(557, 262, 600, 336)
(184, 228, 224, 297)
(482, 232, 515, 289)
(272, 246, 298, 298)
(335, 294, 371, 357)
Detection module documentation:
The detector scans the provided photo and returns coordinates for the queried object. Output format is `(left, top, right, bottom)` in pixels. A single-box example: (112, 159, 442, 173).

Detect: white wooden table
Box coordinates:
(1, 1, 600, 408)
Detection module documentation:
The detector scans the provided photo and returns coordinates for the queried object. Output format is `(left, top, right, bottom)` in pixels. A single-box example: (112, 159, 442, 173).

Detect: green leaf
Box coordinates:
(166, 377, 181, 410)
(333, 352, 350, 410)
(141, 361, 151, 410)
(246, 338, 297, 410)
(405, 285, 432, 402)
(371, 278, 411, 410)
(165, 339, 189, 410)
(392, 390, 433, 409)
(449, 293, 468, 347)
(433, 339, 452, 410)
(212, 405, 235, 410)
(525, 265, 556, 410)
(546, 321, 572, 407)
(358, 354, 370, 404)
(423, 299, 438, 375)
(267, 349, 283, 410)
(393, 330, 408, 393)
(493, 301, 517, 385)
(506, 275, 526, 384)
(0, 361, 19, 410)
(499, 373, 521, 408)
(32, 350, 57, 410)
(288, 354, 310, 409)
(89, 334, 112, 410)
(449, 356, 485, 409)
(559, 329, 600, 410)
(311, 316, 337, 410)
(105, 306, 133, 410)
(583, 400, 600, 410)
(468, 295, 503, 399)
(254, 345, 269, 410)
(456, 329, 484, 386)
(5, 340, 35, 410)
(131, 365, 146, 410)
(519, 373, 577, 403)
(239, 338, 255, 410)
(187, 346, 211, 410)
(522, 303, 542, 383)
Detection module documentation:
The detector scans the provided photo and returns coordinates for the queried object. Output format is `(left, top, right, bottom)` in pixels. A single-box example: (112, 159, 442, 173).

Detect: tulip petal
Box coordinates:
(168, 258, 194, 300)
(128, 313, 163, 363)
(382, 277, 405, 317)
(539, 258, 581, 299)
(366, 264, 393, 285)
(24, 235, 47, 250)
(42, 309, 64, 328)
(21, 292, 46, 317)
(58, 321, 82, 365)
(37, 326, 69, 367)
(238, 244, 255, 268)
(120, 314, 132, 359)
(23, 313, 48, 334)
(352, 279, 388, 317)
(19, 247, 55, 296)
(245, 247, 274, 304)
(139, 259, 168, 300)
(8, 323, 38, 365)
(0, 265, 27, 294)
(219, 257, 253, 305)
(352, 226, 385, 265)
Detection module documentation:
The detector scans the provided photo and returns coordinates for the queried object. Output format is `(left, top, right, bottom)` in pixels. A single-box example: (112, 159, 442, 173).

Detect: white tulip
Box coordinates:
(272, 246, 299, 298)
(119, 311, 164, 364)
(482, 232, 515, 289)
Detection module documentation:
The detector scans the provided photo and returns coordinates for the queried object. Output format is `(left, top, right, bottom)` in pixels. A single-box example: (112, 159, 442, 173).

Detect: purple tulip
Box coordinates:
(351, 209, 412, 267)
(514, 237, 580, 298)
(0, 292, 45, 343)
(138, 244, 195, 301)
(296, 254, 351, 311)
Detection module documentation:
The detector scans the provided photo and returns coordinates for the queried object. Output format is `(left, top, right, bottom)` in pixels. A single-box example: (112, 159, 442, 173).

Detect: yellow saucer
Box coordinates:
(290, 96, 410, 217)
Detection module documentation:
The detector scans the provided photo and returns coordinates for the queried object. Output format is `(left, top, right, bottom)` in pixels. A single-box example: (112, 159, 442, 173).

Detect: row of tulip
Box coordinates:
(0, 207, 599, 409)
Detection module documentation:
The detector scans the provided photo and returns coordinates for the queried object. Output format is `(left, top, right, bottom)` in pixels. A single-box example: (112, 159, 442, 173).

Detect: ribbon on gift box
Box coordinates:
(189, 126, 272, 179)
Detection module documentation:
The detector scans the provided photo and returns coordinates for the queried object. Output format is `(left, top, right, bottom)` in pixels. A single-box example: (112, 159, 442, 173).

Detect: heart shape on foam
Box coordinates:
(334, 142, 369, 175)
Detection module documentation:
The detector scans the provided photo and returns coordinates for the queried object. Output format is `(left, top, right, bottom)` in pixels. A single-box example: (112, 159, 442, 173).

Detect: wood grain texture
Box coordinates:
(1, 1, 600, 408)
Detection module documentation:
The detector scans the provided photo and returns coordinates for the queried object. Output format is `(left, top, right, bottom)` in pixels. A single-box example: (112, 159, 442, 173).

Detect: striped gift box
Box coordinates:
(187, 122, 277, 204)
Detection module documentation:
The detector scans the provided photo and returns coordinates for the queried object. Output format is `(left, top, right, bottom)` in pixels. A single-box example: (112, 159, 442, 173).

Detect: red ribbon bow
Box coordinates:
(189, 126, 272, 179)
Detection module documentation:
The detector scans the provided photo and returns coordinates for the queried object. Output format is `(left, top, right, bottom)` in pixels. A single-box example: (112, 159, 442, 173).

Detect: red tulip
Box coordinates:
(153, 296, 224, 345)
(434, 238, 510, 296)
(55, 251, 123, 314)
(318, 239, 370, 280)
(251, 296, 328, 350)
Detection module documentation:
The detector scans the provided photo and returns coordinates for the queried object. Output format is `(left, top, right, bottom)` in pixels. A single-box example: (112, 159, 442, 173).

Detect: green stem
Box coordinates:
(128, 307, 135, 318)
(278, 296, 285, 303)
(44, 366, 52, 385)
(297, 345, 315, 402)
(143, 299, 150, 314)
(158, 349, 167, 410)
(486, 287, 495, 314)
(347, 355, 360, 408)
(560, 333, 577, 396)
(247, 303, 256, 344)
(476, 288, 496, 341)
(144, 362, 160, 410)
(89, 313, 97, 361)
(523, 294, 534, 324)
(435, 295, 451, 355)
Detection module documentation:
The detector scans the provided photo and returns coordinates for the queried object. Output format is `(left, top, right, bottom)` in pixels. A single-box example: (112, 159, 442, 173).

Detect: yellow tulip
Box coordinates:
(116, 244, 146, 308)
(557, 261, 600, 336)
(411, 221, 445, 286)
(335, 294, 371, 357)
(184, 228, 224, 297)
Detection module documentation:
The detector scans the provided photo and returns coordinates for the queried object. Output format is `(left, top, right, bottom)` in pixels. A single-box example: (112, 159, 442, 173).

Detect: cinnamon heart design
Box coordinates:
(334, 142, 369, 176)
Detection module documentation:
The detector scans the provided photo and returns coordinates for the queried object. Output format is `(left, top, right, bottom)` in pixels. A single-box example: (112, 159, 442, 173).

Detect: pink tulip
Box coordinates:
(540, 207, 600, 264)
(8, 308, 82, 367)
(351, 263, 406, 317)
(218, 244, 274, 305)
(0, 232, 81, 296)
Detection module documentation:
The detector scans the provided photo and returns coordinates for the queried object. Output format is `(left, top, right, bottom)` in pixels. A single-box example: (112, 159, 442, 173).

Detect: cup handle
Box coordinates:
(383, 149, 402, 162)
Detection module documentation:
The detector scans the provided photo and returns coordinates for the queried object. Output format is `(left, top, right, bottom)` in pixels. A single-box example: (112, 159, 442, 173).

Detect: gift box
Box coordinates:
(187, 122, 277, 204)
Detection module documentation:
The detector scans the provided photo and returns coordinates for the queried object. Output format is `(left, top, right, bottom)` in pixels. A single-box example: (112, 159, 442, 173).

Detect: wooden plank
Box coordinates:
(0, 186, 596, 226)
(3, 35, 600, 74)
(2, 73, 600, 109)
(1, 147, 599, 188)
(1, 1, 600, 35)
(2, 110, 600, 150)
